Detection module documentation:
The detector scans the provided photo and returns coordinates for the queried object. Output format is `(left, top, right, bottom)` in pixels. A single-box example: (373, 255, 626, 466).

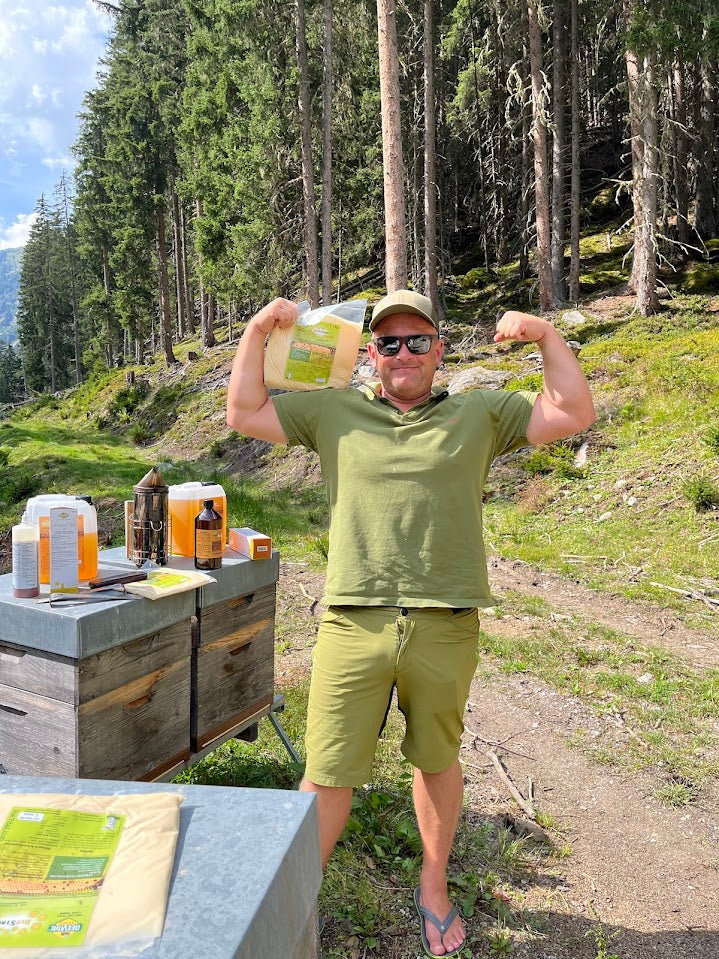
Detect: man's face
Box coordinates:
(367, 313, 443, 403)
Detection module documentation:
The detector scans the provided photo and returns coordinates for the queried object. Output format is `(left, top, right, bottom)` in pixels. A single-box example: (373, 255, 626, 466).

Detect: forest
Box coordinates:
(9, 0, 719, 401)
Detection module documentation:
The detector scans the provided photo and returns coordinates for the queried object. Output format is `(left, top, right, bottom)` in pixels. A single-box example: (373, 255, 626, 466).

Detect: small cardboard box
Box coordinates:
(229, 527, 272, 560)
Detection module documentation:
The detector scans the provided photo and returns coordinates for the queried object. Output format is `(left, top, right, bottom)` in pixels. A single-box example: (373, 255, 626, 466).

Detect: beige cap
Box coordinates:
(369, 289, 438, 332)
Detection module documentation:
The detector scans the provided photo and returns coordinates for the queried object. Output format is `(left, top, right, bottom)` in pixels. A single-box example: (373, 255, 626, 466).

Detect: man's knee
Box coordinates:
(300, 777, 354, 801)
(412, 758, 462, 779)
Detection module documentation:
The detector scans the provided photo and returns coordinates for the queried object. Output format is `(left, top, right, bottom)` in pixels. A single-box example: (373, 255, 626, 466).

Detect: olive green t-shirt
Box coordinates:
(273, 384, 538, 608)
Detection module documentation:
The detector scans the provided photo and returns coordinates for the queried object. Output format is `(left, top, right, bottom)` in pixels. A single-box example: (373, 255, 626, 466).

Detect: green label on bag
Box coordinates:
(0, 807, 125, 948)
(284, 319, 340, 384)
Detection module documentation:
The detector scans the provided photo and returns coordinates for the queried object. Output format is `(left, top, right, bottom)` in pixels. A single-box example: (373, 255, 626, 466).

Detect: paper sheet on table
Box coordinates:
(0, 792, 182, 957)
(124, 566, 215, 599)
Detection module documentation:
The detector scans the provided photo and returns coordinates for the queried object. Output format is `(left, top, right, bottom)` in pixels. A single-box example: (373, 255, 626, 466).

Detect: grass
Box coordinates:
(483, 294, 719, 616)
(175, 678, 558, 958)
(0, 378, 329, 566)
(3, 260, 716, 613)
(484, 594, 719, 800)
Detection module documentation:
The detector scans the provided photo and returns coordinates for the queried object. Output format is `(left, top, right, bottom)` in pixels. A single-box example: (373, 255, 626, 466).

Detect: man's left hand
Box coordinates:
(494, 311, 550, 344)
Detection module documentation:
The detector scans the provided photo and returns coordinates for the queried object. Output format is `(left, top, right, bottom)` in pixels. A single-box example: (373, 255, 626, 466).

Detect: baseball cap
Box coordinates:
(369, 289, 439, 332)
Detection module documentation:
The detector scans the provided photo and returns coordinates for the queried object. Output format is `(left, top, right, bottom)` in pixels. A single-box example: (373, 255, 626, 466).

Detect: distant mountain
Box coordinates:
(0, 247, 22, 344)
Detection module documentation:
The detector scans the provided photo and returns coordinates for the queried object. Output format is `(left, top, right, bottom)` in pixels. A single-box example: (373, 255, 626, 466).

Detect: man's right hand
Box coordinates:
(226, 298, 294, 445)
(250, 298, 298, 336)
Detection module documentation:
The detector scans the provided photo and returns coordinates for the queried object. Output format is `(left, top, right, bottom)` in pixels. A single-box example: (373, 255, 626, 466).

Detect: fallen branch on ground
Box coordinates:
(649, 581, 719, 611)
(487, 750, 537, 820)
(299, 583, 319, 615)
(462, 735, 534, 762)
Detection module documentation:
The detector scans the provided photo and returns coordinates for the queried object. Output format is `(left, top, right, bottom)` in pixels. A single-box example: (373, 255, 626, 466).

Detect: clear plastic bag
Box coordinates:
(0, 791, 182, 958)
(264, 299, 367, 391)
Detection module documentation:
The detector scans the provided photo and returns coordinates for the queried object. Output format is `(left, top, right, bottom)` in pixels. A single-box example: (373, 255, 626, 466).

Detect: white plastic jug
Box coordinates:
(168, 482, 227, 558)
(25, 494, 99, 583)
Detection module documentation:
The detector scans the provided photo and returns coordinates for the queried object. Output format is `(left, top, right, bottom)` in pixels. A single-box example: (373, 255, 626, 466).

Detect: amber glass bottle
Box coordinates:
(194, 499, 223, 570)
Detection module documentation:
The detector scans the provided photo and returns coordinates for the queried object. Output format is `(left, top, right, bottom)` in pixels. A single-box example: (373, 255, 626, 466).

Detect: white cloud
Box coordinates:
(0, 21, 16, 59)
(42, 155, 72, 170)
(0, 211, 38, 249)
(29, 83, 45, 104)
(51, 8, 94, 53)
(0, 0, 112, 227)
(25, 116, 55, 149)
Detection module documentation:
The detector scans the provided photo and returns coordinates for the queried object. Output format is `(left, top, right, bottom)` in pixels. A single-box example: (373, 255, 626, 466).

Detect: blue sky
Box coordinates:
(0, 1, 112, 250)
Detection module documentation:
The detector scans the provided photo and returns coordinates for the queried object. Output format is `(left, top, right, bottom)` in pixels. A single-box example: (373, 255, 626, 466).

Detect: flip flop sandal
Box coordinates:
(413, 887, 466, 959)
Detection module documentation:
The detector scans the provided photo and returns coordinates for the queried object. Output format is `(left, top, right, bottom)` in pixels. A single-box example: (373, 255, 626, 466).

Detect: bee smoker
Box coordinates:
(132, 466, 170, 566)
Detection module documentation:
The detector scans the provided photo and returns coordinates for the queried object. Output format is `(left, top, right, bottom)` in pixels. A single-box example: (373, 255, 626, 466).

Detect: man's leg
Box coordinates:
(413, 760, 465, 956)
(300, 777, 353, 870)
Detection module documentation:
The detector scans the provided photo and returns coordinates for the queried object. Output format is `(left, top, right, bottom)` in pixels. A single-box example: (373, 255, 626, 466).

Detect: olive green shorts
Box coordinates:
(305, 605, 480, 787)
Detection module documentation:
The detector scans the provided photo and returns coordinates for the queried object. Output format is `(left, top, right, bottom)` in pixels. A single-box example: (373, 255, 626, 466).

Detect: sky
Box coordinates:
(0, 1, 113, 250)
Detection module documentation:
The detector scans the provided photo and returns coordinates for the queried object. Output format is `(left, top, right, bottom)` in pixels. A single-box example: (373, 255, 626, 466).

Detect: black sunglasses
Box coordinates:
(373, 334, 438, 356)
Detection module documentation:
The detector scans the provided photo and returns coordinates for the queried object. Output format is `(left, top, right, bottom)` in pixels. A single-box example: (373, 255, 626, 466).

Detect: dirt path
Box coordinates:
(488, 555, 719, 668)
(275, 558, 719, 957)
(464, 670, 719, 958)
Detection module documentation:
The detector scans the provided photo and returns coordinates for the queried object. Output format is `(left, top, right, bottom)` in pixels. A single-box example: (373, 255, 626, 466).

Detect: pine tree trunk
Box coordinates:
(672, 61, 690, 248)
(468, 0, 490, 271)
(550, 0, 567, 304)
(492, 1, 509, 265)
(180, 203, 195, 334)
(295, 0, 320, 307)
(423, 0, 440, 320)
(171, 190, 187, 338)
(102, 246, 114, 369)
(42, 209, 57, 393)
(527, 0, 553, 312)
(411, 66, 422, 290)
(412, 155, 422, 289)
(195, 196, 209, 344)
(321, 0, 333, 306)
(155, 204, 177, 365)
(694, 60, 716, 240)
(336, 194, 343, 301)
(199, 282, 207, 344)
(624, 0, 644, 295)
(519, 33, 532, 282)
(58, 181, 82, 385)
(377, 0, 408, 291)
(637, 55, 659, 317)
(568, 0, 581, 300)
(205, 292, 216, 348)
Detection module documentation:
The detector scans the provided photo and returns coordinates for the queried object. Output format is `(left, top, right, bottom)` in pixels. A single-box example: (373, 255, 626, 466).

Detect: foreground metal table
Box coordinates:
(0, 775, 321, 959)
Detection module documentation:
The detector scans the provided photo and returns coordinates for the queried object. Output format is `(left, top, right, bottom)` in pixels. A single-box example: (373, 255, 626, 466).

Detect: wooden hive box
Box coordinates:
(0, 584, 195, 781)
(0, 548, 280, 781)
(192, 584, 275, 752)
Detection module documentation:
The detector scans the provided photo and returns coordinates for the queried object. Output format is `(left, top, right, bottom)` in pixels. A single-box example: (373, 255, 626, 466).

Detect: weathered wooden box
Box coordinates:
(0, 548, 279, 781)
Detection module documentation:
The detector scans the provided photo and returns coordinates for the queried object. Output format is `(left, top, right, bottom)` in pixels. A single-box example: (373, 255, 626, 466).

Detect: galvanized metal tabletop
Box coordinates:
(0, 547, 279, 659)
(0, 775, 321, 959)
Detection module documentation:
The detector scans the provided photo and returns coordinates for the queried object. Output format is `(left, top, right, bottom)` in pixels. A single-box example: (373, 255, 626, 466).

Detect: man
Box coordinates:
(226, 289, 594, 958)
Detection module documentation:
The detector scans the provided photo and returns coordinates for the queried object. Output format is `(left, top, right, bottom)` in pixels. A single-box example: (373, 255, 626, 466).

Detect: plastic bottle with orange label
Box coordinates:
(25, 495, 99, 583)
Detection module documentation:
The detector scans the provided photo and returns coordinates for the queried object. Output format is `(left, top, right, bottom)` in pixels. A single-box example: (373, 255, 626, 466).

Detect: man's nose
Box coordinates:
(396, 340, 413, 357)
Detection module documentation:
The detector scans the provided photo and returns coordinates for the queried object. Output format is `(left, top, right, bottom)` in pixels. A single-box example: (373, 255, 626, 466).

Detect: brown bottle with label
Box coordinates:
(194, 499, 223, 570)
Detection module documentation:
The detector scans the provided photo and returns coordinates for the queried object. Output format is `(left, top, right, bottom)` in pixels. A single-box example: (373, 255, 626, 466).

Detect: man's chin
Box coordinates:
(383, 375, 429, 401)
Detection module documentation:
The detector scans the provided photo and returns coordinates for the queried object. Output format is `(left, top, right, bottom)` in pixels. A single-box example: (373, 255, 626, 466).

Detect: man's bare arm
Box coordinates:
(494, 310, 595, 445)
(226, 298, 296, 443)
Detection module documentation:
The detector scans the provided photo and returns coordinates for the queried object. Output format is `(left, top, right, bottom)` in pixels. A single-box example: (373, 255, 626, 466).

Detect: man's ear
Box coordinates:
(366, 340, 377, 369)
